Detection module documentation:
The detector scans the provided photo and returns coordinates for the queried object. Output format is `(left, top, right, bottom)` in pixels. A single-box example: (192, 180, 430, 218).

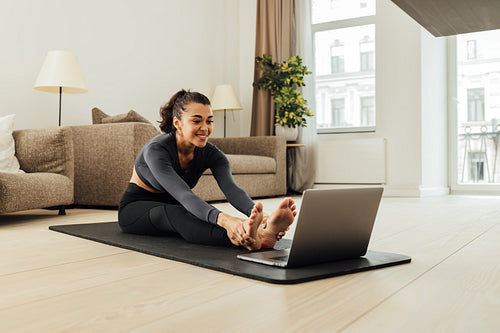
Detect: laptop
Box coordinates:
(237, 187, 384, 268)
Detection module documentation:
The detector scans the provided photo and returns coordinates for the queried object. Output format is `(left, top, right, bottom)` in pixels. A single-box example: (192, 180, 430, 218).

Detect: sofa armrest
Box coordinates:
(12, 126, 74, 182)
(71, 122, 159, 206)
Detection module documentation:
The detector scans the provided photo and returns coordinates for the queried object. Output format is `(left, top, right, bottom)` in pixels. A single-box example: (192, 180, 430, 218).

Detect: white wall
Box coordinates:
(0, 0, 257, 138)
(421, 28, 449, 195)
(376, 0, 423, 195)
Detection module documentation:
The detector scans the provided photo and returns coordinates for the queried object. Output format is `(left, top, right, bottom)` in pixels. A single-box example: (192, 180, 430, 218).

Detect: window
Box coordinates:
(312, 0, 376, 133)
(360, 96, 375, 126)
(467, 88, 485, 122)
(360, 36, 374, 71)
(452, 29, 500, 187)
(467, 40, 477, 60)
(330, 40, 345, 73)
(469, 152, 485, 182)
(313, 0, 375, 23)
(331, 98, 346, 126)
(331, 55, 344, 73)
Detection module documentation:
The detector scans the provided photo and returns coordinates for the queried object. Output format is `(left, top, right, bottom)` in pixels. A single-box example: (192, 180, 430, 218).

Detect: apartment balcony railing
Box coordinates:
(458, 123, 500, 183)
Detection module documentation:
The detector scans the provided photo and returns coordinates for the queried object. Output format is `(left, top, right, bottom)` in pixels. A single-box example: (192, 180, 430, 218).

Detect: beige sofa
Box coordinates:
(0, 127, 74, 214)
(71, 122, 287, 207)
(0, 122, 286, 214)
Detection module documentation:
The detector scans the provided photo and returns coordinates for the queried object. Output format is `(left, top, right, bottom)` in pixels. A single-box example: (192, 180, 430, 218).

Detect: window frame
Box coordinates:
(448, 35, 500, 194)
(311, 13, 376, 134)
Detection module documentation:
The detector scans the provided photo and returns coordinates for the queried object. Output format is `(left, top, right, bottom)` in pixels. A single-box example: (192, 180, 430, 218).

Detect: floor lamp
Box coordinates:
(34, 50, 88, 126)
(211, 84, 242, 138)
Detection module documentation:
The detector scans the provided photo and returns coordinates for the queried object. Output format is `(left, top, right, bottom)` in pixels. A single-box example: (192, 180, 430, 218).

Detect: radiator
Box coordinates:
(315, 138, 386, 184)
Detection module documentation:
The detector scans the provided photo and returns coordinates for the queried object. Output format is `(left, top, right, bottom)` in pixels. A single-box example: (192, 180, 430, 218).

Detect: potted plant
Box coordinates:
(253, 53, 313, 141)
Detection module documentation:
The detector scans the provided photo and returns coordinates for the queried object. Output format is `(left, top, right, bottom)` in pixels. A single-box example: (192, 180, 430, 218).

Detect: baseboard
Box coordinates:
(418, 186, 450, 197)
(313, 183, 450, 197)
(382, 185, 421, 197)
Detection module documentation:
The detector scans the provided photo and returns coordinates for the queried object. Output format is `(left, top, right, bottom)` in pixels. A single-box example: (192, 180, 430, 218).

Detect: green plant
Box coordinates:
(253, 54, 313, 128)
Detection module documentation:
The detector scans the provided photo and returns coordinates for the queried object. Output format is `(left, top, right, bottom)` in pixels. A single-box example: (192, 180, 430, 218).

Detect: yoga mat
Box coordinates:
(49, 222, 411, 284)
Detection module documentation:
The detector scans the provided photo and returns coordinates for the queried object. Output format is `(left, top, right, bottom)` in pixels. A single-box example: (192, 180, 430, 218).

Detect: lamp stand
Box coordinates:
(58, 86, 62, 126)
(223, 109, 227, 138)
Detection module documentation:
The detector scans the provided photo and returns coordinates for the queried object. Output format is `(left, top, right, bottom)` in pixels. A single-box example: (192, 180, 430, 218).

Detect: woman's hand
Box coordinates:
(217, 213, 253, 247)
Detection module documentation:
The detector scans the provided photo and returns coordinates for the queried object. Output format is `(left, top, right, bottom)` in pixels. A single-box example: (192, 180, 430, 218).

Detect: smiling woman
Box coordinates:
(118, 89, 297, 251)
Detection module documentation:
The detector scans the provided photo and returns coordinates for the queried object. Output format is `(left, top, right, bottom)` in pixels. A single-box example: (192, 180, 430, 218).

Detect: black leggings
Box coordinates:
(118, 184, 232, 247)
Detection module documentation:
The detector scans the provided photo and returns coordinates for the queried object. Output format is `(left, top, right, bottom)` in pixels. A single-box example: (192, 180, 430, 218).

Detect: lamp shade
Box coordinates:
(34, 50, 88, 94)
(211, 84, 242, 111)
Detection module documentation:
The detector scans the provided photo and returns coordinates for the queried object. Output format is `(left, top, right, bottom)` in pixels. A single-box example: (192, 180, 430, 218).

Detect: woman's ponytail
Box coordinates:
(159, 89, 187, 133)
(158, 89, 211, 133)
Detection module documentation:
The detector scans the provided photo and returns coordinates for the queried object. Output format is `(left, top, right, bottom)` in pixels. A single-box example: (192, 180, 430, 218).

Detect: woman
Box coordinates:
(118, 89, 296, 250)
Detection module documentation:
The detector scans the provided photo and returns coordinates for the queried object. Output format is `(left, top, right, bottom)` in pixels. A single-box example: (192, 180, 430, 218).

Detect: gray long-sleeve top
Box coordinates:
(134, 132, 255, 224)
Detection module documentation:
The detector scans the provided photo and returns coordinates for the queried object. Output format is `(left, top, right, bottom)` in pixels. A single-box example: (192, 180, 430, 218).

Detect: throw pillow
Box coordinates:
(91, 107, 108, 124)
(92, 107, 151, 125)
(0, 114, 24, 173)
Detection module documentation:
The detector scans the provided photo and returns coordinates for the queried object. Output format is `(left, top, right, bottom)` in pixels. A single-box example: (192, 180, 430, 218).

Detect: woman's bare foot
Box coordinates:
(260, 198, 297, 248)
(242, 202, 264, 250)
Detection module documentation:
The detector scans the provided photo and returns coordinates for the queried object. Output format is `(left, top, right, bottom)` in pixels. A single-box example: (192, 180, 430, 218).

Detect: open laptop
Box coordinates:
(237, 187, 384, 268)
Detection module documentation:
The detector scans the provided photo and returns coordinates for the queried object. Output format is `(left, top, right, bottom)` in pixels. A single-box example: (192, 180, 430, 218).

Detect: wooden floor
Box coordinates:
(1, 195, 500, 332)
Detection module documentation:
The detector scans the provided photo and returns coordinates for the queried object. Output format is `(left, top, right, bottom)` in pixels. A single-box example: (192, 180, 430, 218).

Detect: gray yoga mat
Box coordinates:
(49, 222, 411, 284)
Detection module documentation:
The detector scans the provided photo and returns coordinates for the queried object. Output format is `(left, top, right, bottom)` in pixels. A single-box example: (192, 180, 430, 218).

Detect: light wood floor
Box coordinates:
(1, 195, 500, 332)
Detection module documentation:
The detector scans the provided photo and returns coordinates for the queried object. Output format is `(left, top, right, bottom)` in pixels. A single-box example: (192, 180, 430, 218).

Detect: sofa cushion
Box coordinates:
(203, 154, 276, 175)
(0, 172, 73, 213)
(12, 127, 74, 182)
(92, 108, 151, 125)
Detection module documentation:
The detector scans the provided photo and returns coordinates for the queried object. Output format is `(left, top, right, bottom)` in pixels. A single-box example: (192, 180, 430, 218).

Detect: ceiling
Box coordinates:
(391, 0, 500, 37)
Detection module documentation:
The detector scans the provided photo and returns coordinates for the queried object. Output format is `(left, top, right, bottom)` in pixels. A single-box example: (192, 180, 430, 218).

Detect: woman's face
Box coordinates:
(174, 102, 214, 148)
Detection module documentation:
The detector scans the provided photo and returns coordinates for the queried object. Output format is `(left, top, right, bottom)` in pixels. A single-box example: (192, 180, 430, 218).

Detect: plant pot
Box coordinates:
(275, 123, 298, 142)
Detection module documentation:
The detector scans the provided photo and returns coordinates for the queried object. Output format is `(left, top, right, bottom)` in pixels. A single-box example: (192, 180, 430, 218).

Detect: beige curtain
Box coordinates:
(250, 0, 294, 136)
(289, 0, 316, 192)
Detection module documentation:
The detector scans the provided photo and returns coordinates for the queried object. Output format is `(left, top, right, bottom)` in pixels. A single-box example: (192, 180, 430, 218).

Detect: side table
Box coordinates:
(286, 143, 305, 194)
